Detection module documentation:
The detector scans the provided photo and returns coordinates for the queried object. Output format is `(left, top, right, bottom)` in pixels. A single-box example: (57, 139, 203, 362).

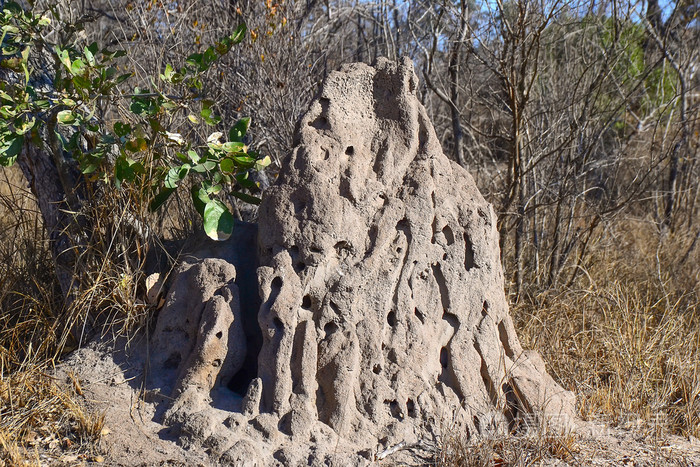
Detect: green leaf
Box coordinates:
(231, 154, 256, 167)
(150, 187, 176, 211)
(55, 47, 72, 71)
(124, 137, 148, 152)
(203, 199, 234, 241)
(115, 156, 136, 188)
(236, 171, 258, 189)
(164, 165, 190, 189)
(203, 47, 216, 68)
(187, 150, 200, 163)
(222, 141, 245, 153)
(114, 121, 131, 137)
(0, 106, 17, 119)
(202, 180, 222, 194)
(148, 118, 163, 133)
(56, 110, 77, 125)
(192, 160, 216, 173)
(34, 99, 50, 109)
(186, 52, 203, 71)
(161, 63, 174, 82)
(71, 59, 85, 75)
(229, 117, 250, 142)
(0, 133, 23, 166)
(101, 49, 127, 61)
(220, 157, 235, 174)
(230, 23, 247, 44)
(72, 75, 91, 89)
(2, 25, 20, 35)
(191, 185, 211, 217)
(231, 191, 261, 205)
(130, 96, 152, 115)
(255, 155, 272, 170)
(200, 101, 221, 125)
(81, 164, 98, 174)
(84, 43, 96, 66)
(15, 117, 35, 135)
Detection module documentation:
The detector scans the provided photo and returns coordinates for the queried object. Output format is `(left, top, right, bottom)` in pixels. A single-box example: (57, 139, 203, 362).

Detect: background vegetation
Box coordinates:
(1, 0, 698, 464)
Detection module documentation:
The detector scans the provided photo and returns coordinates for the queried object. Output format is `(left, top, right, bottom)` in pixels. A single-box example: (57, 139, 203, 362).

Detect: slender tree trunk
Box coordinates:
(17, 142, 83, 301)
(664, 77, 687, 230)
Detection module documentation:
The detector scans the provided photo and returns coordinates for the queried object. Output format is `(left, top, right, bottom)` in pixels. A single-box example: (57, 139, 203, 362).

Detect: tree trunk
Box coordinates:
(17, 135, 86, 306)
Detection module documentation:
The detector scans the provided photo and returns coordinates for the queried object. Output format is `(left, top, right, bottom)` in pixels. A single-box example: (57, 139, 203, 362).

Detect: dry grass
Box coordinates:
(436, 423, 580, 466)
(0, 166, 154, 464)
(513, 216, 700, 439)
(0, 363, 105, 465)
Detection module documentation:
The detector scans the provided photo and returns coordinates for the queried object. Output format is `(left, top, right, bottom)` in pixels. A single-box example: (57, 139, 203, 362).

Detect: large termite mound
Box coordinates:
(150, 57, 575, 464)
(255, 57, 575, 450)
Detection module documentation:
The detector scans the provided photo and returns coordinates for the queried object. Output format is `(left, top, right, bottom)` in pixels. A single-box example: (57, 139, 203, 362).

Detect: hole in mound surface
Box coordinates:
(227, 365, 257, 396)
(273, 317, 283, 329)
(293, 200, 306, 214)
(387, 311, 397, 327)
(311, 116, 327, 128)
(440, 347, 448, 369)
(407, 399, 416, 418)
(498, 320, 515, 358)
(301, 295, 312, 310)
(482, 300, 489, 317)
(480, 357, 498, 405)
(227, 252, 264, 397)
(294, 261, 306, 273)
(334, 240, 352, 258)
(463, 232, 476, 271)
(373, 364, 382, 374)
(213, 359, 221, 367)
(387, 400, 402, 420)
(345, 146, 354, 155)
(278, 412, 293, 436)
(442, 225, 455, 245)
(414, 308, 425, 324)
(388, 349, 398, 363)
(431, 263, 451, 311)
(215, 331, 223, 339)
(271, 276, 282, 292)
(164, 352, 181, 369)
(442, 310, 459, 334)
(324, 321, 338, 336)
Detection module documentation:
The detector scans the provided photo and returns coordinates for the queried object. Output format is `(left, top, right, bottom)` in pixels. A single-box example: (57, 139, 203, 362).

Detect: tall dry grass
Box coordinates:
(513, 217, 699, 439)
(0, 165, 157, 464)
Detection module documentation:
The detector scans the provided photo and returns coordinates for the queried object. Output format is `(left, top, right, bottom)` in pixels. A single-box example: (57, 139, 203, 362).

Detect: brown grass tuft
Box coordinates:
(437, 424, 580, 466)
(0, 363, 105, 464)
